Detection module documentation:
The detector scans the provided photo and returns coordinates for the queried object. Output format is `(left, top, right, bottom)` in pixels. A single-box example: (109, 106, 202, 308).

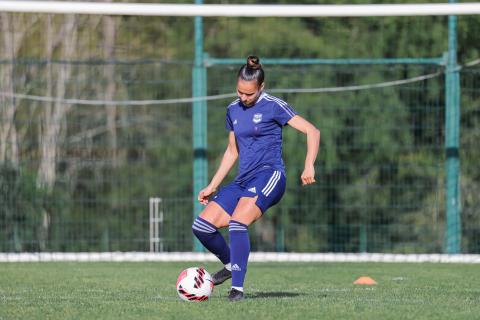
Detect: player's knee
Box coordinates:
(230, 211, 259, 226)
(191, 221, 199, 237)
(229, 219, 249, 233)
(192, 216, 217, 237)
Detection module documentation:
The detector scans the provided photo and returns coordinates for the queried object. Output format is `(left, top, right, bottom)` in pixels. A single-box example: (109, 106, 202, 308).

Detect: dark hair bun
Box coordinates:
(237, 55, 264, 84)
(247, 55, 262, 70)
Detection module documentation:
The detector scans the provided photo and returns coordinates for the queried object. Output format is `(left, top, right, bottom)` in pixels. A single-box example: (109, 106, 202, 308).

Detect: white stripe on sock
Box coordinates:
(192, 225, 215, 233)
(229, 222, 246, 227)
(229, 227, 247, 232)
(195, 220, 216, 232)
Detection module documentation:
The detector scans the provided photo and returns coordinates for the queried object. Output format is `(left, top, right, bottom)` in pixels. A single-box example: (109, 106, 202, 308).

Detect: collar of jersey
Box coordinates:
(239, 92, 268, 109)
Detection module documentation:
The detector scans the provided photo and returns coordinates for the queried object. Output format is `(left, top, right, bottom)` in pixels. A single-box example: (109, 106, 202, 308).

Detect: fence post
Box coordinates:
(149, 197, 164, 252)
(444, 1, 461, 253)
(192, 0, 207, 252)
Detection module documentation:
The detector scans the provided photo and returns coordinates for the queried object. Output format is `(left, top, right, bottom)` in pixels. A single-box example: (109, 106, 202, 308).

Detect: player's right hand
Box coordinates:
(197, 185, 216, 206)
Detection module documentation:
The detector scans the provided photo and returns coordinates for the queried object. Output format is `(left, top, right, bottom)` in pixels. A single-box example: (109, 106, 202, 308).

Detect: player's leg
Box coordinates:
(199, 201, 231, 228)
(228, 169, 286, 301)
(227, 197, 261, 301)
(191, 183, 241, 285)
(192, 201, 231, 269)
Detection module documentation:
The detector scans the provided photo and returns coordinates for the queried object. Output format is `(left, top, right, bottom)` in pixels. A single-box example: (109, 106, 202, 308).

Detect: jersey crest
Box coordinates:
(252, 113, 263, 124)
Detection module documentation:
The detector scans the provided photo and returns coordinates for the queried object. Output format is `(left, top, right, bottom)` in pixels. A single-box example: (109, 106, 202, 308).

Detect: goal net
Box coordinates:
(0, 1, 479, 260)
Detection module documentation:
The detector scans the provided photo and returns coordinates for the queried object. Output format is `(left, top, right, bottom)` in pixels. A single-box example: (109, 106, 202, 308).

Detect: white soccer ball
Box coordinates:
(176, 267, 214, 302)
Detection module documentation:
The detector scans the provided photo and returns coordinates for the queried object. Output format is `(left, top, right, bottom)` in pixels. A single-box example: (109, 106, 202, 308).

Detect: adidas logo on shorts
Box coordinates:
(247, 187, 256, 194)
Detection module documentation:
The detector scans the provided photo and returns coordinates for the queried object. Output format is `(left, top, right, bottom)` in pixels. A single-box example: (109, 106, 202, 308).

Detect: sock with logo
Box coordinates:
(192, 217, 230, 264)
(229, 220, 250, 288)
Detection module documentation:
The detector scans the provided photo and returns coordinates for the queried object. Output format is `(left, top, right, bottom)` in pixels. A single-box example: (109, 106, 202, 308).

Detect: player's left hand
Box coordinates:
(301, 165, 316, 186)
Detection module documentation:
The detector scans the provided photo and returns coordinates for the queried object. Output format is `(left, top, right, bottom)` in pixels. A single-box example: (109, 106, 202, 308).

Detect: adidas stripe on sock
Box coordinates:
(192, 217, 230, 265)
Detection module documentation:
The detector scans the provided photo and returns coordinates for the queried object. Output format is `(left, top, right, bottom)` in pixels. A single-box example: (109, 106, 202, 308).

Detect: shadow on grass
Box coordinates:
(248, 291, 303, 299)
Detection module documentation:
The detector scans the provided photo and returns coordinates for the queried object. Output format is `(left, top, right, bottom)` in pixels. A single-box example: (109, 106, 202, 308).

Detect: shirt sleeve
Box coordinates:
(225, 108, 233, 131)
(273, 101, 297, 126)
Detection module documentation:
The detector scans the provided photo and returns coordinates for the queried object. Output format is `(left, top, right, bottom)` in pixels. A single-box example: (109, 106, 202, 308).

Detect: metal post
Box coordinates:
(192, 0, 207, 252)
(154, 199, 159, 252)
(444, 0, 461, 253)
(359, 224, 367, 253)
(275, 209, 286, 252)
(149, 197, 163, 252)
(149, 198, 154, 252)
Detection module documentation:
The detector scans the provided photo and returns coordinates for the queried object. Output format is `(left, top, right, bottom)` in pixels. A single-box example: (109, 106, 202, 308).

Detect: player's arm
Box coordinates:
(198, 131, 238, 205)
(287, 115, 320, 186)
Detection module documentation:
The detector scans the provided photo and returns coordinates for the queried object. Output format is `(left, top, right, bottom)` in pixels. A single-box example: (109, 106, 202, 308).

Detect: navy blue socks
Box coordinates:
(192, 217, 251, 291)
(192, 217, 230, 265)
(229, 220, 250, 291)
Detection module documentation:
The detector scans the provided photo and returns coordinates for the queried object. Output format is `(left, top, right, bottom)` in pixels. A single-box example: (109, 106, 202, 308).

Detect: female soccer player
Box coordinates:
(192, 55, 320, 301)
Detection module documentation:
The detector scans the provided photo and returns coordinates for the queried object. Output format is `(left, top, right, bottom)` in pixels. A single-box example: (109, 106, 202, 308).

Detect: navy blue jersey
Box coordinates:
(226, 93, 297, 182)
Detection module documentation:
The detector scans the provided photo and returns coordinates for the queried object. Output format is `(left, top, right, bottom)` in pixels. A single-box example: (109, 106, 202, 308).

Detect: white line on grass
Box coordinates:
(1, 252, 480, 263)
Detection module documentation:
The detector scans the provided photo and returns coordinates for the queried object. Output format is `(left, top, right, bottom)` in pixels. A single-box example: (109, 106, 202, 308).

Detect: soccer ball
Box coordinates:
(176, 267, 214, 302)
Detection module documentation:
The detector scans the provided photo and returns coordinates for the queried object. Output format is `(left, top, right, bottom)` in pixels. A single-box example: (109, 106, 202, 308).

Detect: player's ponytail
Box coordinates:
(238, 55, 264, 85)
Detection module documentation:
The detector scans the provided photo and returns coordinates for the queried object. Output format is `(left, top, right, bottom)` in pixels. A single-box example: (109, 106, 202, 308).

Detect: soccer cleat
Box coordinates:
(228, 288, 245, 301)
(212, 267, 232, 285)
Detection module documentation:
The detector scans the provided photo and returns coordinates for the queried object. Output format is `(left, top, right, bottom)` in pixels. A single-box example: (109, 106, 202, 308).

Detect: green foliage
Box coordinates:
(0, 164, 66, 251)
(0, 10, 479, 253)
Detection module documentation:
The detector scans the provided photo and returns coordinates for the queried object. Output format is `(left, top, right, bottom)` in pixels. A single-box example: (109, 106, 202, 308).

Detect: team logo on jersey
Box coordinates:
(252, 113, 262, 124)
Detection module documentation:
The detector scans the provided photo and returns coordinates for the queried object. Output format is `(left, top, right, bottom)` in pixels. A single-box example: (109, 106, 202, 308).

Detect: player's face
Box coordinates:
(237, 79, 264, 107)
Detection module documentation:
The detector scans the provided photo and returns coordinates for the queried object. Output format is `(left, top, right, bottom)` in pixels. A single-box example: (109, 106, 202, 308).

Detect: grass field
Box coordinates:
(1, 261, 479, 319)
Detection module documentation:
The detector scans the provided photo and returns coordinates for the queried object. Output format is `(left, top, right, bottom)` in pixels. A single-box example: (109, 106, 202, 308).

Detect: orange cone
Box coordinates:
(353, 276, 377, 285)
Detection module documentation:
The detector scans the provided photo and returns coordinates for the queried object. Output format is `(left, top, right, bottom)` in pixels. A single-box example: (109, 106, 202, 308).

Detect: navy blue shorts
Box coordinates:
(212, 169, 286, 215)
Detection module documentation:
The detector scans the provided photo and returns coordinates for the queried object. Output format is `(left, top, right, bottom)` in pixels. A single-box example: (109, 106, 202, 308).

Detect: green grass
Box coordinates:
(1, 262, 479, 319)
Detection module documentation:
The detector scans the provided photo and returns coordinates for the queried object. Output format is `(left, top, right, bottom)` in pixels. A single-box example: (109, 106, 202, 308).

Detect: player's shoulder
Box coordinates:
(263, 93, 296, 116)
(262, 93, 289, 107)
(227, 98, 240, 109)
